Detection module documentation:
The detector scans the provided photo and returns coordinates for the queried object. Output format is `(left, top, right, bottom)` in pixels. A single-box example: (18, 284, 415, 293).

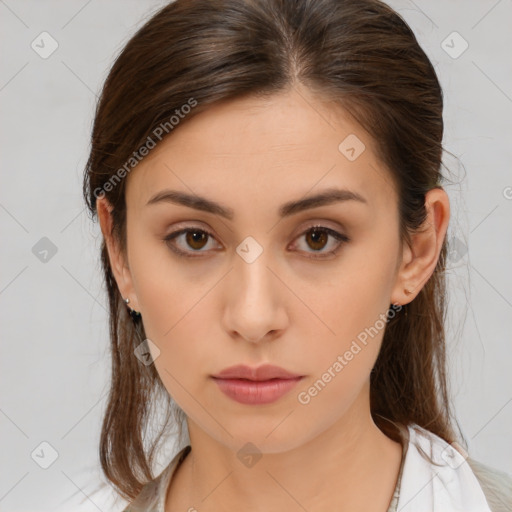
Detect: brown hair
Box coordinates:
(82, 0, 463, 503)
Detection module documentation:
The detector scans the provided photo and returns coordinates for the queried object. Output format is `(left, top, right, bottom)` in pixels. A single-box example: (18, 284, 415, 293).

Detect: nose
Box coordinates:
(222, 248, 288, 344)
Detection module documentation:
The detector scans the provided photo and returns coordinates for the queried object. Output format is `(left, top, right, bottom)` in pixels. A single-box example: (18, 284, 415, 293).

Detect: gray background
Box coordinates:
(1, 0, 511, 510)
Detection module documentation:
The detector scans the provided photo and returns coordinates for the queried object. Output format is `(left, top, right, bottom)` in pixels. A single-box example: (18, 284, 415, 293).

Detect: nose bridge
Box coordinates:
(223, 234, 286, 342)
(234, 234, 275, 304)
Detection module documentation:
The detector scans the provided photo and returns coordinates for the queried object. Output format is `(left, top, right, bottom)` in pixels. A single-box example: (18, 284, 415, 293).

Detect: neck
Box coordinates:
(166, 389, 403, 512)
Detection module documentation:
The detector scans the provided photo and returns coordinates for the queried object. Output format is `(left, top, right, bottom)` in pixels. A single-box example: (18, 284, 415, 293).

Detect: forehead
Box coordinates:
(126, 87, 397, 216)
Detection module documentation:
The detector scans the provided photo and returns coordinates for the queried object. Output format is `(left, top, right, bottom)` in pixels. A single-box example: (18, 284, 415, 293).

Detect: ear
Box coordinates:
(390, 187, 450, 306)
(96, 196, 140, 311)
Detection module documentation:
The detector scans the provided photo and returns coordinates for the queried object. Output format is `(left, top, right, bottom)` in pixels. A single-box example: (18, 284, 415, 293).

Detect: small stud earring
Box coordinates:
(123, 297, 141, 321)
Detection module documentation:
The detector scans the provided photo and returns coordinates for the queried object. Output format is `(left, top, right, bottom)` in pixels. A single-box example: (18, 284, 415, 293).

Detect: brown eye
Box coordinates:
(163, 225, 349, 260)
(292, 226, 350, 259)
(164, 228, 220, 257)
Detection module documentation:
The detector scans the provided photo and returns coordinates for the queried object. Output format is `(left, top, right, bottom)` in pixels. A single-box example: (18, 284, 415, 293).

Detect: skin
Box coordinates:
(97, 84, 450, 511)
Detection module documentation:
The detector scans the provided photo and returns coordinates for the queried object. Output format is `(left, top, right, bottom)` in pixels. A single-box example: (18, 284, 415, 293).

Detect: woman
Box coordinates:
(82, 0, 512, 510)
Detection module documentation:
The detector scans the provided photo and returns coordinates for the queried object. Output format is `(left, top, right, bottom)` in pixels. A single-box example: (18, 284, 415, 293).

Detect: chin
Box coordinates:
(212, 417, 312, 456)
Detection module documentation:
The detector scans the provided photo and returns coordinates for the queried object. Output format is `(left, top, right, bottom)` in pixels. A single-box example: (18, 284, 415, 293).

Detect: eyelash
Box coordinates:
(163, 224, 350, 260)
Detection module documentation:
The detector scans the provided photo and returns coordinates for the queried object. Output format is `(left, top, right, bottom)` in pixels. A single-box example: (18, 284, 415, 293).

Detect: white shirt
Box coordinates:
(123, 423, 511, 511)
(396, 424, 493, 511)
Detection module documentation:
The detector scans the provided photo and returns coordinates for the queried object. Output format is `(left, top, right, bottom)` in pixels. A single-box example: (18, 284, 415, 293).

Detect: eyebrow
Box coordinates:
(145, 187, 367, 220)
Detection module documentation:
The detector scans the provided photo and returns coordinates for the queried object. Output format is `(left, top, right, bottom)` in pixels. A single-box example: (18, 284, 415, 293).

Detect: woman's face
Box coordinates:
(101, 86, 411, 453)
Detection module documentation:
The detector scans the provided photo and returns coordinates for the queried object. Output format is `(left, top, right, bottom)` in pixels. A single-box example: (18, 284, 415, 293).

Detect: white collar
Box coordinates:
(397, 424, 491, 511)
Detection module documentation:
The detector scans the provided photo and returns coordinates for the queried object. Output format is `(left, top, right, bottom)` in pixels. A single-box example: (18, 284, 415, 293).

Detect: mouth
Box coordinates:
(212, 363, 303, 381)
(211, 375, 304, 405)
(210, 363, 305, 405)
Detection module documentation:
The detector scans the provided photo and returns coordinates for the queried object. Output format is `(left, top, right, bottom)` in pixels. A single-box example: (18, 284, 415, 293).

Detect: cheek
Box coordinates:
(128, 228, 203, 332)
(293, 294, 387, 423)
(295, 234, 398, 396)
(129, 252, 218, 404)
(297, 301, 385, 403)
(310, 260, 395, 351)
(144, 306, 214, 419)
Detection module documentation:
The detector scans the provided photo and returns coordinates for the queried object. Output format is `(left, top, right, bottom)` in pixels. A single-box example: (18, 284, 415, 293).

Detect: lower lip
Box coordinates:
(212, 377, 303, 405)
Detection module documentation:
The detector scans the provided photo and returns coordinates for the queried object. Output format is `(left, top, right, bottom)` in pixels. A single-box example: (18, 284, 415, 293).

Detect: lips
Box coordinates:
(211, 364, 305, 405)
(211, 363, 303, 381)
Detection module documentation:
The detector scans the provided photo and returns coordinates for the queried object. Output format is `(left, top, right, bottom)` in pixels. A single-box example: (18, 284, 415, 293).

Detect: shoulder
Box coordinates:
(396, 423, 511, 511)
(467, 458, 512, 512)
(409, 425, 512, 511)
(121, 445, 191, 512)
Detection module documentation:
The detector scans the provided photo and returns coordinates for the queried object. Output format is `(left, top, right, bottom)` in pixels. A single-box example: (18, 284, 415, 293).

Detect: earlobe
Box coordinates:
(96, 196, 139, 310)
(390, 188, 450, 306)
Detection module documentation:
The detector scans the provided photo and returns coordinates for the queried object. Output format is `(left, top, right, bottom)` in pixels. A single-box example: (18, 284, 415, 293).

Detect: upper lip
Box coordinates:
(212, 364, 303, 381)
